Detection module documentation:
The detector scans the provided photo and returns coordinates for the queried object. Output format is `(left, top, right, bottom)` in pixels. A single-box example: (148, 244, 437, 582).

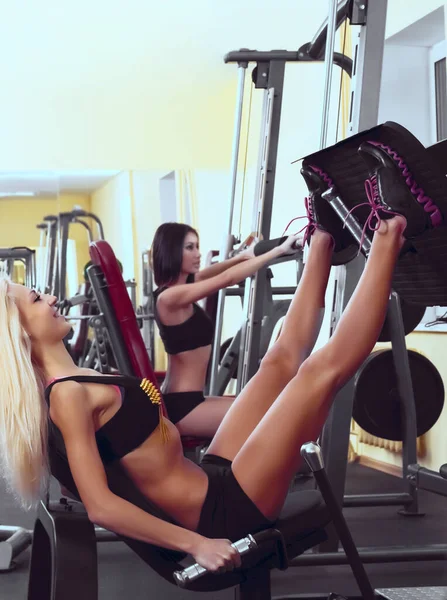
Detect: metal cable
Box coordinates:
(238, 73, 254, 239)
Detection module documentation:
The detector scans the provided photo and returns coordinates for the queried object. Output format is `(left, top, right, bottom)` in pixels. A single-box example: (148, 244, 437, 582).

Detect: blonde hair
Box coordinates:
(0, 276, 49, 509)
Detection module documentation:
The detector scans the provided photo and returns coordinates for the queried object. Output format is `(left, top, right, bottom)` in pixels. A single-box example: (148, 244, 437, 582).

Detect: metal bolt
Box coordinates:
(262, 72, 267, 77)
(360, 4, 365, 8)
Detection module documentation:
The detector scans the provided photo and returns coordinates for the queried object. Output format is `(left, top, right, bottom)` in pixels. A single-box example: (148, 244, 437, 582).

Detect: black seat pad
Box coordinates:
(276, 489, 330, 541)
(49, 430, 329, 592)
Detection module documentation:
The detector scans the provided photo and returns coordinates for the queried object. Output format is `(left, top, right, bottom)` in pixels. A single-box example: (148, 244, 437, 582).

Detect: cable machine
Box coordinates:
(209, 0, 356, 397)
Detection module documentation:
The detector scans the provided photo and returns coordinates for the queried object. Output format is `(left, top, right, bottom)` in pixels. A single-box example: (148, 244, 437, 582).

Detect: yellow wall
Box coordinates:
(131, 170, 166, 289)
(90, 169, 169, 370)
(0, 193, 92, 283)
(0, 1, 337, 170)
(90, 172, 135, 281)
(90, 169, 168, 300)
(0, 74, 238, 171)
(0, 1, 444, 172)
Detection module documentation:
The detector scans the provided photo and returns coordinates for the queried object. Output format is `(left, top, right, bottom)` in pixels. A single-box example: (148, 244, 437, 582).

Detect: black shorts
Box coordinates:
(162, 391, 205, 424)
(197, 454, 274, 542)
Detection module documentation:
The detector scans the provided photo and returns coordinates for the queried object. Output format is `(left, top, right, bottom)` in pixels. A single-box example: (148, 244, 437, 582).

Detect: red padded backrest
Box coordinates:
(89, 240, 159, 385)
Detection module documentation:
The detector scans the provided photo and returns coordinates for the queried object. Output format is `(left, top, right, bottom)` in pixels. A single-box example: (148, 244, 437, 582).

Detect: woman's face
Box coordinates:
(181, 232, 201, 275)
(9, 284, 72, 344)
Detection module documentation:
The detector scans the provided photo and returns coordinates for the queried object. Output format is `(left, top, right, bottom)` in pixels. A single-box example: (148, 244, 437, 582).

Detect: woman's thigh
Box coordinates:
(176, 395, 234, 438)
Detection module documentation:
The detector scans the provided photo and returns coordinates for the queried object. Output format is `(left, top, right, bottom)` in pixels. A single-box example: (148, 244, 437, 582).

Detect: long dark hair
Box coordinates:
(151, 222, 199, 287)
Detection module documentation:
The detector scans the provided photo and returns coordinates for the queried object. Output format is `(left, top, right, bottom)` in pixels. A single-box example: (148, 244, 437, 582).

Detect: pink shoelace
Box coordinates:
(282, 165, 334, 244)
(282, 196, 318, 246)
(344, 175, 401, 252)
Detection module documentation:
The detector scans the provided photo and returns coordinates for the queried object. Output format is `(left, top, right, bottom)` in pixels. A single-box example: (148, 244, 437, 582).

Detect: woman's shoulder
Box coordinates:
(154, 284, 187, 308)
(155, 276, 194, 298)
(46, 371, 94, 405)
(48, 379, 88, 404)
(47, 380, 91, 428)
(153, 285, 169, 300)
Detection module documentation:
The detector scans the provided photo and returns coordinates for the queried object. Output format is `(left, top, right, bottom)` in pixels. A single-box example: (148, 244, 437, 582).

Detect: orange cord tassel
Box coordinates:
(140, 378, 170, 443)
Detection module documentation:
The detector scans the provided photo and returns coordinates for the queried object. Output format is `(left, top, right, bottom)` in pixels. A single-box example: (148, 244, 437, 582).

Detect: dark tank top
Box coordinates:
(153, 287, 214, 355)
(45, 374, 169, 464)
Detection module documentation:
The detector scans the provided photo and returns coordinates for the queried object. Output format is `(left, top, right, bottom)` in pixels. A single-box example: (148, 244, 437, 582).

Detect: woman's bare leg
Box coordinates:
(231, 216, 406, 519)
(207, 230, 334, 460)
(176, 396, 234, 438)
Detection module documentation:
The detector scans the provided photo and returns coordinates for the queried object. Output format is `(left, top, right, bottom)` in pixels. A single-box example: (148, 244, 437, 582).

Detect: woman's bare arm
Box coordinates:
(159, 235, 297, 311)
(196, 253, 250, 282)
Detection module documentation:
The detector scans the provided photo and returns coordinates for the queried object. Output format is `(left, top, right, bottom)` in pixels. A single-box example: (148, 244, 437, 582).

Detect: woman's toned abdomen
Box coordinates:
(121, 422, 209, 529)
(163, 346, 211, 393)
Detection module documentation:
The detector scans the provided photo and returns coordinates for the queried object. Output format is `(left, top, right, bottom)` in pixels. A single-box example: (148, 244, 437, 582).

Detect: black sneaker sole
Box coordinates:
(301, 165, 358, 266)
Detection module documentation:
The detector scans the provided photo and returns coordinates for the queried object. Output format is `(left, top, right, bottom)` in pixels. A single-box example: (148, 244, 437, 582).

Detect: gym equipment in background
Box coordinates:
(0, 246, 36, 287)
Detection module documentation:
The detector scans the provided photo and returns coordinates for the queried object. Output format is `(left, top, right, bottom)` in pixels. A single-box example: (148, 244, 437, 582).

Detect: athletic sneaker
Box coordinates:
(358, 141, 443, 239)
(298, 165, 358, 265)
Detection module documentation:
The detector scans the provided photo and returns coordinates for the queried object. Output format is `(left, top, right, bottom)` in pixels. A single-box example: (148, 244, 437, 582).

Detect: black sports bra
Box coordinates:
(153, 287, 214, 355)
(45, 375, 169, 464)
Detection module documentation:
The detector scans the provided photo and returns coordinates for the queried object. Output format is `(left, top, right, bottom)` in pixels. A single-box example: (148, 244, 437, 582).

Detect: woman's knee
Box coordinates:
(260, 344, 298, 382)
(298, 347, 341, 392)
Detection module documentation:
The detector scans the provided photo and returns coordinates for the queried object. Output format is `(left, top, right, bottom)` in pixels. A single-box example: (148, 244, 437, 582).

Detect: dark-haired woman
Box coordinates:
(151, 222, 299, 438)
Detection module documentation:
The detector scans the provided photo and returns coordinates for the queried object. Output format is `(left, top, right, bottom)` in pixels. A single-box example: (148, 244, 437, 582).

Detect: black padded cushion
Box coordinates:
(441, 464, 447, 480)
(276, 489, 330, 541)
(427, 139, 447, 176)
(230, 490, 330, 576)
(49, 425, 330, 592)
(302, 122, 447, 306)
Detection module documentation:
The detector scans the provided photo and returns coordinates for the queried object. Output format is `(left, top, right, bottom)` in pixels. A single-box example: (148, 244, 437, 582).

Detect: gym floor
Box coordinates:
(1, 463, 446, 600)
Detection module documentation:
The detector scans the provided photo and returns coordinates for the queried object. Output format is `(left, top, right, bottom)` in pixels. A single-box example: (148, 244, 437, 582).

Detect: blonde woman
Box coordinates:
(0, 193, 423, 573)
